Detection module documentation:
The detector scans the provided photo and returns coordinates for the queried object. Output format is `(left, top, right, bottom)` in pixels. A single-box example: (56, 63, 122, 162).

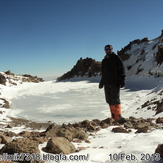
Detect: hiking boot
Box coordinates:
(113, 116, 127, 124)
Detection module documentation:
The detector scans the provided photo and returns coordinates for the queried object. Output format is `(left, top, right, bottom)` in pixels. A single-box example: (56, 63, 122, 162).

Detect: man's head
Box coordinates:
(104, 45, 113, 54)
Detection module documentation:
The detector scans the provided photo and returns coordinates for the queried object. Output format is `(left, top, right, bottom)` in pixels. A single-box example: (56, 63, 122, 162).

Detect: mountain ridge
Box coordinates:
(57, 30, 163, 81)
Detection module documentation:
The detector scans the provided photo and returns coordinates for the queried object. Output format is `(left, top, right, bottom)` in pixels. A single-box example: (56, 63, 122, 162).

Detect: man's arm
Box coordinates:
(116, 55, 125, 87)
(99, 60, 104, 89)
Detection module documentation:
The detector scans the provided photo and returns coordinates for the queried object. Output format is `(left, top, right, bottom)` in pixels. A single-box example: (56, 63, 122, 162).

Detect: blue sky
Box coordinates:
(0, 0, 163, 78)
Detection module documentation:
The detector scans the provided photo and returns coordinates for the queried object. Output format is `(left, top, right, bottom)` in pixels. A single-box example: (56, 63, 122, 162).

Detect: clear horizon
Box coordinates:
(0, 0, 163, 78)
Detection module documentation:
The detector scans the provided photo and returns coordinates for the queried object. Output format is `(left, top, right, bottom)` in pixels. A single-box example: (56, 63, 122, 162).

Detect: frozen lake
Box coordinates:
(5, 77, 160, 124)
(7, 82, 134, 123)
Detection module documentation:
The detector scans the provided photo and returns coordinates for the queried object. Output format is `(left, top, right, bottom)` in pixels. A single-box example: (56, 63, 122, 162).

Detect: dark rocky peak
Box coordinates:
(156, 45, 163, 65)
(57, 57, 101, 81)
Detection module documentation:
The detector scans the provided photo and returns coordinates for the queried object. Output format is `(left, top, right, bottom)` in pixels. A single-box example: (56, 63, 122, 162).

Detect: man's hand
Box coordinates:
(99, 83, 103, 89)
(117, 80, 125, 88)
(120, 84, 125, 88)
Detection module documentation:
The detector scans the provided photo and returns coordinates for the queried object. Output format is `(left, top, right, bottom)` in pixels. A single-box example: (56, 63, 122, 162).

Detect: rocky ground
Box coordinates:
(0, 114, 162, 163)
(0, 71, 163, 162)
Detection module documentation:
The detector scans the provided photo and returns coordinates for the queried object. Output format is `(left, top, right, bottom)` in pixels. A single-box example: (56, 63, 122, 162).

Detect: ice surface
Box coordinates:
(2, 76, 162, 124)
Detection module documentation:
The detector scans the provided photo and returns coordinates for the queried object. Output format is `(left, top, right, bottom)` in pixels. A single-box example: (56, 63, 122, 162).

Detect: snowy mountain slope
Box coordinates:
(57, 30, 163, 81)
(0, 71, 44, 110)
(120, 31, 163, 77)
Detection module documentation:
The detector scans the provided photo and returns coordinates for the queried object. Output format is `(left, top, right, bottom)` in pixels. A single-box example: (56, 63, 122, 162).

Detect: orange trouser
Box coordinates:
(110, 104, 122, 120)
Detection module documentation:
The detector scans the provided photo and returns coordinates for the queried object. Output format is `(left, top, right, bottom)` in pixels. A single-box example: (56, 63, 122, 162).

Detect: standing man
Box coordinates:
(99, 44, 125, 120)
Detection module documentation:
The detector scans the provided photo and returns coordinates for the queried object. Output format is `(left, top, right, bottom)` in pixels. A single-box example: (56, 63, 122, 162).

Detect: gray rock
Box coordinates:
(111, 127, 130, 133)
(156, 118, 163, 123)
(0, 138, 39, 154)
(155, 143, 163, 158)
(0, 73, 6, 85)
(0, 135, 12, 144)
(135, 126, 149, 133)
(0, 98, 10, 109)
(46, 137, 76, 154)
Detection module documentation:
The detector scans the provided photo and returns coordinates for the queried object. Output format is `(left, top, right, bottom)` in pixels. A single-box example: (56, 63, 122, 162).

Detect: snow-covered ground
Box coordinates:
(0, 76, 163, 163)
(1, 76, 163, 123)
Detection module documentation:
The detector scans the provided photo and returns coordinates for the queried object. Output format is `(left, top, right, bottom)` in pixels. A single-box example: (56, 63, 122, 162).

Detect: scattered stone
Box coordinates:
(4, 131, 17, 137)
(77, 147, 88, 151)
(72, 139, 82, 143)
(0, 135, 12, 144)
(92, 119, 101, 125)
(45, 137, 76, 154)
(85, 140, 91, 143)
(0, 138, 39, 154)
(111, 127, 130, 133)
(6, 123, 16, 128)
(41, 123, 60, 138)
(19, 131, 31, 137)
(56, 128, 74, 141)
(100, 122, 109, 129)
(156, 105, 163, 115)
(113, 117, 127, 124)
(129, 116, 139, 123)
(31, 137, 48, 144)
(132, 122, 149, 130)
(135, 126, 149, 133)
(55, 125, 88, 141)
(0, 73, 6, 85)
(0, 98, 10, 109)
(155, 143, 163, 158)
(30, 131, 41, 137)
(156, 118, 163, 123)
(100, 118, 114, 127)
(80, 120, 98, 132)
(124, 121, 134, 129)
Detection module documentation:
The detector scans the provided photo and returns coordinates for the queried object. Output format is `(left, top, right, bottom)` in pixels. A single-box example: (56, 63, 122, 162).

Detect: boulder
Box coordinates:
(6, 123, 16, 128)
(111, 127, 130, 133)
(0, 135, 12, 144)
(73, 128, 88, 140)
(124, 121, 134, 129)
(135, 126, 149, 133)
(0, 98, 10, 109)
(156, 105, 163, 115)
(156, 118, 163, 123)
(31, 137, 48, 144)
(56, 126, 88, 141)
(100, 118, 114, 126)
(0, 138, 39, 154)
(3, 131, 17, 137)
(19, 131, 31, 137)
(41, 123, 61, 138)
(0, 73, 6, 85)
(80, 120, 98, 132)
(132, 122, 150, 130)
(155, 143, 163, 158)
(56, 128, 74, 141)
(45, 137, 76, 154)
(156, 45, 163, 65)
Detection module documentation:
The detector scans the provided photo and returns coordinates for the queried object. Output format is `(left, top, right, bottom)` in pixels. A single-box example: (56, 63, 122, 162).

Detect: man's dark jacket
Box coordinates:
(100, 52, 125, 87)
